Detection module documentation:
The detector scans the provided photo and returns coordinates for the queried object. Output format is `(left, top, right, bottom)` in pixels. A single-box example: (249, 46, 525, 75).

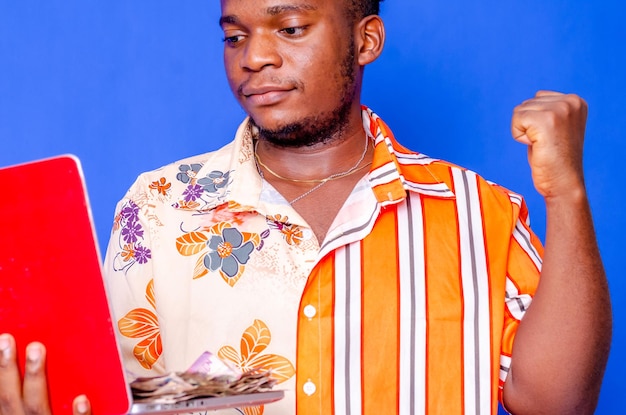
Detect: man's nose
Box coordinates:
(240, 33, 282, 72)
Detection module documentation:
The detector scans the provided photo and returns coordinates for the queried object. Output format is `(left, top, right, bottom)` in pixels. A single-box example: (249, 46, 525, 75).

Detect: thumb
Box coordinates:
(512, 131, 533, 146)
(73, 395, 91, 415)
(511, 109, 531, 146)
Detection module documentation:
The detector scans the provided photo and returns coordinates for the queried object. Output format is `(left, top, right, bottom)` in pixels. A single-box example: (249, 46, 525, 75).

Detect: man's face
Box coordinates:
(220, 0, 361, 147)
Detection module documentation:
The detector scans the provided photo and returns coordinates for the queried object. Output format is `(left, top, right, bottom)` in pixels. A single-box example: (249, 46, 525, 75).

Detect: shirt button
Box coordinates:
(303, 305, 317, 319)
(303, 380, 317, 396)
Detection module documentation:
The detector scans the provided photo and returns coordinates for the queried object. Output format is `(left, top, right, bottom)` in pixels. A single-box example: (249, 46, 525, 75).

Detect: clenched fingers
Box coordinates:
(0, 335, 51, 415)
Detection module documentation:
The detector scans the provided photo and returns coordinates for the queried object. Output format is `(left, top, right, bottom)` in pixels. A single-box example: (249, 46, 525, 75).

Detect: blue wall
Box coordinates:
(1, 1, 623, 412)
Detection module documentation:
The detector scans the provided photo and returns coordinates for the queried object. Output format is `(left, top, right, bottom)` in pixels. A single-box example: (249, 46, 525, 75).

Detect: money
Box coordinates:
(129, 352, 277, 404)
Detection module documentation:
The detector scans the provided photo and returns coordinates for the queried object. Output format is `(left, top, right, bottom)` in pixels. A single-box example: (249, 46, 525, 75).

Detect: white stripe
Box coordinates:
(333, 246, 362, 414)
(333, 248, 349, 412)
(395, 151, 437, 165)
(453, 169, 493, 415)
(369, 162, 455, 199)
(513, 220, 543, 270)
(510, 193, 533, 228)
(397, 195, 427, 413)
(505, 277, 533, 321)
(404, 180, 455, 198)
(346, 245, 362, 414)
(508, 193, 523, 209)
(507, 192, 531, 226)
(500, 355, 512, 383)
(320, 192, 379, 260)
(369, 163, 401, 188)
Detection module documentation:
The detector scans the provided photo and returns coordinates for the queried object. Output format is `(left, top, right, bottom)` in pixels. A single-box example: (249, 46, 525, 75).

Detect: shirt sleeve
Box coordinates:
(102, 175, 166, 377)
(498, 192, 543, 402)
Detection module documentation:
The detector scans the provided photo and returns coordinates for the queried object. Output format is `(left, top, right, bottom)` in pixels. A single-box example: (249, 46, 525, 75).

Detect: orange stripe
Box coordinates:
(504, 236, 541, 357)
(477, 180, 542, 412)
(296, 258, 336, 415)
(423, 192, 464, 413)
(361, 207, 400, 414)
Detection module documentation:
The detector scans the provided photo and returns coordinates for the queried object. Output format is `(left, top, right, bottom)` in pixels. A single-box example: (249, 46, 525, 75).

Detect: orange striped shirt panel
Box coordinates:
(295, 108, 542, 414)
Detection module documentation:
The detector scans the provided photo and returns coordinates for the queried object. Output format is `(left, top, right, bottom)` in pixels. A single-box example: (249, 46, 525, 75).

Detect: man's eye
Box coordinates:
(280, 26, 307, 36)
(222, 35, 245, 45)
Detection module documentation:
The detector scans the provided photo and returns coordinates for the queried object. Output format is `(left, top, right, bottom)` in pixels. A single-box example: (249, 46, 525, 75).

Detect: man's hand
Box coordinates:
(0, 334, 91, 415)
(511, 90, 588, 199)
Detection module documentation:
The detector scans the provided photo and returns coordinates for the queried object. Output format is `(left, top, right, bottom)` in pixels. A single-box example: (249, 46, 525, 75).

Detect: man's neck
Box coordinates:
(254, 118, 368, 182)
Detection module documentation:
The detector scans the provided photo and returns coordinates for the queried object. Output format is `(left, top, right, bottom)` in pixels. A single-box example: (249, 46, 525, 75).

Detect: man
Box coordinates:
(0, 0, 612, 414)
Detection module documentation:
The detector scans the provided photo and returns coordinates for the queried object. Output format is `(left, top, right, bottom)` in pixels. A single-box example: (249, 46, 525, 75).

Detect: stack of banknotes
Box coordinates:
(129, 352, 277, 404)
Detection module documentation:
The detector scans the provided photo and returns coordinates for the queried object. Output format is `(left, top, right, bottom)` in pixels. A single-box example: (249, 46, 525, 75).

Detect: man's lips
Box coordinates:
(241, 85, 295, 106)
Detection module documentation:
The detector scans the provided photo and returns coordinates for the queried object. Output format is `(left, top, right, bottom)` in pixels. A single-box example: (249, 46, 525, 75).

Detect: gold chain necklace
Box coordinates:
(254, 138, 371, 204)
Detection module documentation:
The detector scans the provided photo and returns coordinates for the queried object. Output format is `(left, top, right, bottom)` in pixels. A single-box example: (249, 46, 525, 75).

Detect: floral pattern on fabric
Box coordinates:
(198, 170, 231, 193)
(173, 165, 233, 211)
(176, 163, 203, 184)
(118, 279, 162, 369)
(218, 320, 295, 415)
(176, 222, 262, 286)
(112, 200, 152, 272)
(266, 215, 304, 246)
(148, 177, 172, 197)
(212, 202, 246, 226)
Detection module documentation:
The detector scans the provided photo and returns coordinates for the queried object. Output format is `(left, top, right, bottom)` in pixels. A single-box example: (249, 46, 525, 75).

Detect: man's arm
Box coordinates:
(502, 91, 612, 414)
(0, 334, 90, 415)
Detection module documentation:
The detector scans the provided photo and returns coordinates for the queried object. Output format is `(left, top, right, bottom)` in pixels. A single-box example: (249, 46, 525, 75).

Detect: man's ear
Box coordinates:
(356, 15, 386, 66)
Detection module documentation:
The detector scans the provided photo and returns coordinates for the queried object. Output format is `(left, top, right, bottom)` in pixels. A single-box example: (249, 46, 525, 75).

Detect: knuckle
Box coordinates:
(23, 402, 48, 415)
(0, 381, 21, 414)
(537, 107, 559, 123)
(547, 100, 575, 121)
(0, 399, 22, 415)
(565, 94, 586, 110)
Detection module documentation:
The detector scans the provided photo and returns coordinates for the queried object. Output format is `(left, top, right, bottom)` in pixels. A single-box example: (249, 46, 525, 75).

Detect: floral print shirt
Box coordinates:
(103, 107, 541, 415)
(104, 114, 327, 414)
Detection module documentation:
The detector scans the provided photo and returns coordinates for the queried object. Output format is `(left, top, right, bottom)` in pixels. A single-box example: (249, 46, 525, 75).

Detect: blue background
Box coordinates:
(1, 1, 623, 412)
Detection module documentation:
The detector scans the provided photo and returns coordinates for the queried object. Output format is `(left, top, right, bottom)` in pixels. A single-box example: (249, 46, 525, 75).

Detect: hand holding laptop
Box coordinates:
(0, 334, 91, 415)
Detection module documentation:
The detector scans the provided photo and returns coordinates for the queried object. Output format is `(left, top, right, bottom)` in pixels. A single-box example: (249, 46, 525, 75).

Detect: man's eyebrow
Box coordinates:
(219, 15, 238, 27)
(219, 3, 318, 26)
(265, 4, 318, 16)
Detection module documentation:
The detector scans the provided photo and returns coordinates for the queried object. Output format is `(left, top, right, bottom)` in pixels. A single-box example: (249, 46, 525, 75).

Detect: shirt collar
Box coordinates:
(363, 106, 455, 204)
(174, 106, 455, 213)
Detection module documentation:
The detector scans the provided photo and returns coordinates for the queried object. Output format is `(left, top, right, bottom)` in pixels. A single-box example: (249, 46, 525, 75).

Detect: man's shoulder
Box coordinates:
(118, 140, 237, 205)
(394, 145, 522, 203)
(136, 141, 236, 182)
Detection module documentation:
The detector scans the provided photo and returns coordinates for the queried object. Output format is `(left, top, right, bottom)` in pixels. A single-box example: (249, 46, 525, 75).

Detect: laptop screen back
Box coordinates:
(0, 155, 130, 414)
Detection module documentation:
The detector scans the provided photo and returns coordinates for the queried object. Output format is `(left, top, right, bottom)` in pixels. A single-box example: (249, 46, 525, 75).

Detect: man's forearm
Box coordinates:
(503, 189, 612, 414)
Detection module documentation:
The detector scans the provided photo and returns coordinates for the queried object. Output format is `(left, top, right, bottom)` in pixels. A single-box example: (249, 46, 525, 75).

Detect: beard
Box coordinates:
(250, 37, 358, 148)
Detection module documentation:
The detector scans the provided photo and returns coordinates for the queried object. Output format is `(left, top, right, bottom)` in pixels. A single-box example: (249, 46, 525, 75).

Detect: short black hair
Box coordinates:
(350, 0, 384, 19)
